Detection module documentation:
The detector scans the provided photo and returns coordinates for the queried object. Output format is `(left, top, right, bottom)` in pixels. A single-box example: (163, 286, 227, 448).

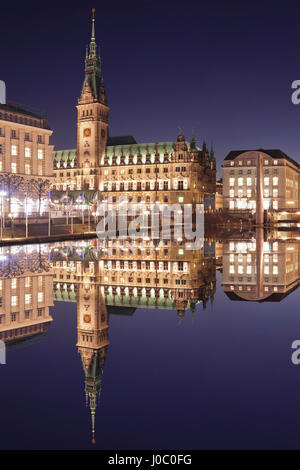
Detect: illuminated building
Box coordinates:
(51, 237, 216, 318)
(52, 11, 216, 210)
(222, 150, 300, 223)
(0, 246, 53, 345)
(0, 102, 53, 217)
(222, 229, 300, 301)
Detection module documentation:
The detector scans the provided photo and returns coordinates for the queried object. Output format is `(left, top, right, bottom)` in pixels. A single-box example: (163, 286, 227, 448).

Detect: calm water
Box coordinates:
(0, 233, 300, 450)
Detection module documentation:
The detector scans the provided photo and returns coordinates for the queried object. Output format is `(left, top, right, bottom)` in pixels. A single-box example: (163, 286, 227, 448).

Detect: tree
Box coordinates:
(27, 179, 51, 215)
(0, 173, 25, 214)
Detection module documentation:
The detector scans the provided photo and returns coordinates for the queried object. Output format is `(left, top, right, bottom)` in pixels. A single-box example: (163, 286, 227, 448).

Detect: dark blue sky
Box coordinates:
(1, 0, 300, 174)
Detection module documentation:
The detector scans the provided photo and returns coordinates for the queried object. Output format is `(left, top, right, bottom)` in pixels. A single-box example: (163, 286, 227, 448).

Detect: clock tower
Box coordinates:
(76, 8, 109, 191)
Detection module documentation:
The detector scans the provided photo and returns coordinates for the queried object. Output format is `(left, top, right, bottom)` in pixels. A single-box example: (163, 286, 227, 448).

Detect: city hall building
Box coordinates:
(52, 12, 216, 209)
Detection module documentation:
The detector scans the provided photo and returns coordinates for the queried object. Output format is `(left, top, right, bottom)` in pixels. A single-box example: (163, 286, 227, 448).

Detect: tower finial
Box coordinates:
(91, 8, 96, 42)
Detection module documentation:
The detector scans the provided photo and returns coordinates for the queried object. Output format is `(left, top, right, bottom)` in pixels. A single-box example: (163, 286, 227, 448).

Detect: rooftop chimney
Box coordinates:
(0, 81, 6, 104)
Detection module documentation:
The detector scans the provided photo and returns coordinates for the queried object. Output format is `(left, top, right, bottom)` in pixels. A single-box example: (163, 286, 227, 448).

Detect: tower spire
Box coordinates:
(91, 8, 96, 42)
(89, 8, 97, 58)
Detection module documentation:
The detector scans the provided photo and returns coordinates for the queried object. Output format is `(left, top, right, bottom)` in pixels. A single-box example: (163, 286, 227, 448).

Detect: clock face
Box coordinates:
(83, 314, 91, 323)
(83, 128, 91, 137)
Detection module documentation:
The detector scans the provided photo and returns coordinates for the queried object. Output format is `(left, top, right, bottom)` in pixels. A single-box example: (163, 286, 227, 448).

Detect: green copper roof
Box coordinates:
(53, 149, 77, 165)
(53, 139, 202, 166)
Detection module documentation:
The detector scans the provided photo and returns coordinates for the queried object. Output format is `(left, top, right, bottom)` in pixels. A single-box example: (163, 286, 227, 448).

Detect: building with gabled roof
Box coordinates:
(52, 10, 216, 209)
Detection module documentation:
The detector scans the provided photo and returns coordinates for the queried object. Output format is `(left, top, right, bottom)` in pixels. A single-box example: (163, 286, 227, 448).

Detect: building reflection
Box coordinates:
(76, 259, 109, 445)
(0, 245, 53, 347)
(1, 233, 300, 444)
(222, 229, 300, 301)
(50, 237, 216, 442)
(51, 238, 216, 318)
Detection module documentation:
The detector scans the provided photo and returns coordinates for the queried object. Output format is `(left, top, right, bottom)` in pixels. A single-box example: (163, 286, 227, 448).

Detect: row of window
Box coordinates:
(103, 180, 187, 191)
(229, 189, 279, 198)
(0, 111, 44, 127)
(103, 166, 188, 176)
(229, 265, 279, 275)
(0, 161, 44, 175)
(229, 159, 279, 167)
(229, 177, 279, 187)
(6, 276, 43, 289)
(0, 145, 44, 158)
(9, 292, 44, 307)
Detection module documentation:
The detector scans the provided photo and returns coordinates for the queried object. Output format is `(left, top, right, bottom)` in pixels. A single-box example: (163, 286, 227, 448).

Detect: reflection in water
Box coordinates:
(222, 229, 300, 301)
(0, 246, 53, 348)
(0, 232, 299, 447)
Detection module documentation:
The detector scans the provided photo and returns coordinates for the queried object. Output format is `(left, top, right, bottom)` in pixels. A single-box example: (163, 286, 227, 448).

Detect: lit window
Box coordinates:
(246, 178, 252, 186)
(273, 189, 278, 197)
(273, 200, 278, 210)
(11, 295, 18, 306)
(25, 277, 31, 288)
(0, 162, 2, 171)
(264, 177, 269, 186)
(25, 147, 31, 158)
(11, 278, 17, 289)
(229, 265, 235, 274)
(238, 265, 243, 274)
(273, 177, 278, 186)
(247, 265, 252, 274)
(247, 189, 252, 198)
(264, 160, 269, 165)
(11, 162, 17, 173)
(229, 242, 235, 251)
(229, 200, 235, 209)
(229, 178, 234, 186)
(38, 149, 44, 159)
(25, 164, 31, 175)
(238, 178, 243, 186)
(273, 266, 278, 275)
(11, 145, 17, 156)
(273, 160, 278, 165)
(264, 189, 269, 197)
(25, 294, 31, 305)
(38, 292, 43, 302)
(264, 265, 269, 274)
(229, 189, 234, 197)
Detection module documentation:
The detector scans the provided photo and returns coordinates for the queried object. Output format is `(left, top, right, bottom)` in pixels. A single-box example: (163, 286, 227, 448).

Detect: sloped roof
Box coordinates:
(225, 148, 300, 169)
(107, 135, 137, 146)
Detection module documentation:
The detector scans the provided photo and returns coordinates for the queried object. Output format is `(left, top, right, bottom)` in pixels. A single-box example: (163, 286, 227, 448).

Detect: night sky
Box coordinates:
(1, 0, 300, 175)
